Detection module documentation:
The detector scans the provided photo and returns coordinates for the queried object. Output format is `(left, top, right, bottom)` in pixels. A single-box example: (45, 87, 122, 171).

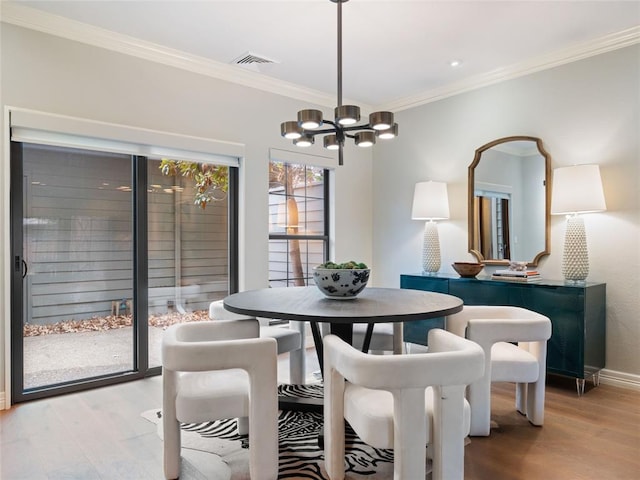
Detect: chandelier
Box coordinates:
(280, 0, 398, 166)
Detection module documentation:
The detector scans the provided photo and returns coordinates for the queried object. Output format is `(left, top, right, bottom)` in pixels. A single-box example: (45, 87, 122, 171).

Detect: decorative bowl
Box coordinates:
(312, 267, 370, 299)
(452, 262, 484, 278)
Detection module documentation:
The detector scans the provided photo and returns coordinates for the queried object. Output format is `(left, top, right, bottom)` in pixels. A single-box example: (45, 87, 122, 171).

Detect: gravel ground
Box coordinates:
(21, 310, 317, 388)
(22, 312, 209, 389)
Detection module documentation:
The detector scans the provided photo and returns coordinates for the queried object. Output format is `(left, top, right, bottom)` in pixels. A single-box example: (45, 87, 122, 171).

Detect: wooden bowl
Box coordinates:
(452, 262, 483, 278)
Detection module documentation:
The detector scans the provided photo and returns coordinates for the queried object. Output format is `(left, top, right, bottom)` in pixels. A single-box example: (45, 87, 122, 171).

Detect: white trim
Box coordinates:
(380, 26, 640, 112)
(0, 392, 6, 410)
(599, 369, 640, 391)
(0, 3, 357, 110)
(2, 3, 637, 114)
(475, 181, 513, 197)
(3, 107, 12, 409)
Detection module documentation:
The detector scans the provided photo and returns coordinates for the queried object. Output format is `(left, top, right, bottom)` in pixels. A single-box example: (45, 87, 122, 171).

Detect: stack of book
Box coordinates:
(491, 269, 541, 282)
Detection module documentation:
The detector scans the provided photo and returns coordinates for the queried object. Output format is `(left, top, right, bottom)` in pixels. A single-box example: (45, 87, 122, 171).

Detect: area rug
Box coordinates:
(143, 384, 399, 479)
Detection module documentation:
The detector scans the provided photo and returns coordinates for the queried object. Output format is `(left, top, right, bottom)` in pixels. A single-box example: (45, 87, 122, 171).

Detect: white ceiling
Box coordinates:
(4, 0, 640, 110)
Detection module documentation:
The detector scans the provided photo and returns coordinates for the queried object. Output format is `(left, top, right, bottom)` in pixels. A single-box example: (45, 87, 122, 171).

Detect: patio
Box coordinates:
(22, 312, 314, 388)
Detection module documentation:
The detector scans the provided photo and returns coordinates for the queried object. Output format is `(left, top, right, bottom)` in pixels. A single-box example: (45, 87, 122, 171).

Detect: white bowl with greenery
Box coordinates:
(312, 261, 370, 299)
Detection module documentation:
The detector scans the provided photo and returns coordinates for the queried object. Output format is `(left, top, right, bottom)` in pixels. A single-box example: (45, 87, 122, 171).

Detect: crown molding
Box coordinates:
(0, 3, 367, 110)
(378, 25, 640, 112)
(2, 3, 637, 114)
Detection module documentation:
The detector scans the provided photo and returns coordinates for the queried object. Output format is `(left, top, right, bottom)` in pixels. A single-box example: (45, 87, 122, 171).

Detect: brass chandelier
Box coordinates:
(280, 0, 398, 166)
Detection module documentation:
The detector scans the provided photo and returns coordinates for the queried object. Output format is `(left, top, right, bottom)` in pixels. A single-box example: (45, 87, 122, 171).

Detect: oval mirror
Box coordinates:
(468, 136, 551, 266)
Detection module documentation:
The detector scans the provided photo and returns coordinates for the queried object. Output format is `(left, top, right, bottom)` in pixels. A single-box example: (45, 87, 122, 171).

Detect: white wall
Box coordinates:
(1, 23, 637, 405)
(0, 24, 373, 404)
(373, 45, 640, 377)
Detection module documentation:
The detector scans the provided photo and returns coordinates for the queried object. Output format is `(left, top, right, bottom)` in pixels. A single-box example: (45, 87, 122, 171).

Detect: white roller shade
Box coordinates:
(10, 108, 242, 166)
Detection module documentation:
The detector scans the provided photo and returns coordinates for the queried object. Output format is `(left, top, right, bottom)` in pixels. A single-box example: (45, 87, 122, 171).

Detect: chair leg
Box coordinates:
(432, 386, 466, 480)
(467, 378, 491, 436)
(526, 341, 547, 425)
(289, 348, 306, 384)
(162, 417, 181, 480)
(163, 372, 181, 480)
(515, 382, 527, 415)
(393, 389, 427, 480)
(289, 321, 306, 384)
(237, 416, 249, 435)
(248, 363, 279, 480)
(526, 378, 546, 426)
(393, 323, 404, 354)
(324, 367, 346, 480)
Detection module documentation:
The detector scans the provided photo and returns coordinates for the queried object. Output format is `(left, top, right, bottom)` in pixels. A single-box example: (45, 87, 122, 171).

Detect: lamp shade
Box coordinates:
(551, 164, 606, 215)
(411, 181, 450, 220)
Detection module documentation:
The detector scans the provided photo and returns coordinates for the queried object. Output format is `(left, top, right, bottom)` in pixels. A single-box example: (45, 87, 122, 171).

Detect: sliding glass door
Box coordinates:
(11, 143, 137, 401)
(11, 142, 237, 403)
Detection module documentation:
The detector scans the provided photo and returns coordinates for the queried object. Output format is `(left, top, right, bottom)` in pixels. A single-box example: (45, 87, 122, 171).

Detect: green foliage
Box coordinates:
(268, 161, 323, 194)
(161, 159, 323, 210)
(318, 261, 368, 269)
(159, 159, 228, 209)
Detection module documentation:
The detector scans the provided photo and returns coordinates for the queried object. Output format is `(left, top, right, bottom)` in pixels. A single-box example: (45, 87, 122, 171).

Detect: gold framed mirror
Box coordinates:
(468, 136, 551, 266)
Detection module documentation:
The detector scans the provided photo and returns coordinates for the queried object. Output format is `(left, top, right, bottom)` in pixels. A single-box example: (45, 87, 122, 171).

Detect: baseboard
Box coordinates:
(599, 369, 640, 391)
(0, 392, 6, 410)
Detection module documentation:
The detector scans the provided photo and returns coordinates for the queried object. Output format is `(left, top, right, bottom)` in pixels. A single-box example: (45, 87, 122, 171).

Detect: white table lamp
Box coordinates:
(412, 181, 450, 274)
(551, 164, 606, 282)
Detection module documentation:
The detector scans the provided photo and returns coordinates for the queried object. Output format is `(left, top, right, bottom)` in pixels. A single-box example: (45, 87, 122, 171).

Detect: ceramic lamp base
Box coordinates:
(422, 221, 441, 274)
(562, 215, 589, 282)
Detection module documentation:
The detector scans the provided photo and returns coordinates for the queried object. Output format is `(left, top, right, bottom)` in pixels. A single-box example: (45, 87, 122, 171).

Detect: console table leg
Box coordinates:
(593, 371, 601, 387)
(576, 378, 586, 396)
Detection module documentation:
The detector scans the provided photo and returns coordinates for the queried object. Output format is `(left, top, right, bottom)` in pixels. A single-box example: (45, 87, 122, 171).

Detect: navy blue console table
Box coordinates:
(400, 273, 606, 395)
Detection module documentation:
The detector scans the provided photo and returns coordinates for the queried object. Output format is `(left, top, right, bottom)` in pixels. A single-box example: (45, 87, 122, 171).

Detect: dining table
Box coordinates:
(223, 285, 464, 411)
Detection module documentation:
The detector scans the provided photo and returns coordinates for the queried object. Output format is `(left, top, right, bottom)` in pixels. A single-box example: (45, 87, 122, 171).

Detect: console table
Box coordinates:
(400, 273, 606, 395)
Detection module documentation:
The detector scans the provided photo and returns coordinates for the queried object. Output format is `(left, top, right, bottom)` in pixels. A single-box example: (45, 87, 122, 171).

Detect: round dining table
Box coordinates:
(224, 286, 463, 394)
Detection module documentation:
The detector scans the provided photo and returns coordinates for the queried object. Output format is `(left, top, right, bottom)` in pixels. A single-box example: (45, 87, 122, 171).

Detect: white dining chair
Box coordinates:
(209, 299, 306, 384)
(352, 322, 404, 354)
(446, 305, 552, 436)
(323, 328, 485, 480)
(162, 319, 278, 480)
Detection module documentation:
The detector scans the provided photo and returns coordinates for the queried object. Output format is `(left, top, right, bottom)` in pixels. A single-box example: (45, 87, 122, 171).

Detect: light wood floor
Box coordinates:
(464, 375, 640, 480)
(1, 350, 639, 480)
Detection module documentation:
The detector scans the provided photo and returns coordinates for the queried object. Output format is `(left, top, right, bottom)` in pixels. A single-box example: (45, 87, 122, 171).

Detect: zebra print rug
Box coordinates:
(144, 384, 395, 479)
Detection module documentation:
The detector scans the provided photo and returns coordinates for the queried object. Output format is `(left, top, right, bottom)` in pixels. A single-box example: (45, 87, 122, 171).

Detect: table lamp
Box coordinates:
(551, 164, 606, 282)
(411, 181, 450, 274)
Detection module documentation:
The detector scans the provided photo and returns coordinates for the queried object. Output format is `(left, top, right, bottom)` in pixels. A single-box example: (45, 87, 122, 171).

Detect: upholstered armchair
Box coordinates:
(446, 305, 552, 436)
(162, 319, 278, 480)
(209, 299, 306, 383)
(323, 328, 485, 480)
(351, 322, 404, 354)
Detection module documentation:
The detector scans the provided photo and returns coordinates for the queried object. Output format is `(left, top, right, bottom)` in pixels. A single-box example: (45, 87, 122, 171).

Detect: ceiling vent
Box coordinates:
(231, 51, 279, 72)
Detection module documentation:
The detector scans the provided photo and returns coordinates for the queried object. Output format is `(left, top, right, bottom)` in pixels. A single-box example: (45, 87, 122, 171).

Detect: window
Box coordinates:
(268, 161, 329, 287)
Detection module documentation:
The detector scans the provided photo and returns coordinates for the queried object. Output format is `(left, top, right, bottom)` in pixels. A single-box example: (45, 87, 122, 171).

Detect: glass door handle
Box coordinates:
(16, 257, 28, 279)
